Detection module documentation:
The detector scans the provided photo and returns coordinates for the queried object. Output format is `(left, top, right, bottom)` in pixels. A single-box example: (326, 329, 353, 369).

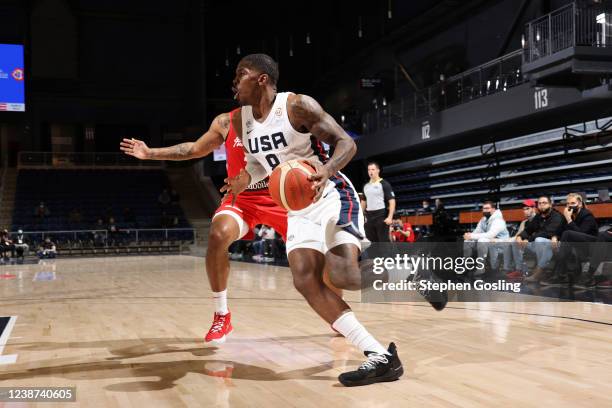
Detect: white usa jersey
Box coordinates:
(241, 92, 328, 174)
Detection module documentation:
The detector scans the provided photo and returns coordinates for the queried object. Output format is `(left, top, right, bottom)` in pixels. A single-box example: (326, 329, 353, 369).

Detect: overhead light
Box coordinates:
(358, 16, 363, 38)
(236, 45, 241, 55)
(341, 115, 345, 123)
(536, 31, 540, 42)
(388, 0, 392, 19)
(382, 97, 387, 106)
(306, 33, 311, 45)
(521, 34, 526, 48)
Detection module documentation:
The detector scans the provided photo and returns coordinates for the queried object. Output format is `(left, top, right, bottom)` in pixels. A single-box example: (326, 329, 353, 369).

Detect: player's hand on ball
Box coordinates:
(221, 168, 251, 205)
(307, 161, 332, 202)
(120, 138, 150, 160)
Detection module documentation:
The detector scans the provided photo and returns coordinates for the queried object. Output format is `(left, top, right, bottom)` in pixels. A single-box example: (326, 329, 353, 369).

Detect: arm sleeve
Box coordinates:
(566, 213, 598, 235)
(471, 220, 484, 235)
(245, 154, 268, 185)
(382, 180, 395, 202)
(471, 219, 507, 240)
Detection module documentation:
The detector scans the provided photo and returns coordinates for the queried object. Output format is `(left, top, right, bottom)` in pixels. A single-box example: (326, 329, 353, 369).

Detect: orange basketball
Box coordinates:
(269, 159, 316, 211)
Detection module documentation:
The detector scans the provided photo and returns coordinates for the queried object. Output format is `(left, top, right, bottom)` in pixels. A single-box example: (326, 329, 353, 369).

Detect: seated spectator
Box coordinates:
(68, 208, 82, 226)
(542, 193, 598, 286)
(463, 201, 509, 276)
(1, 229, 16, 260)
(12, 229, 29, 258)
(517, 196, 566, 283)
(170, 189, 180, 205)
(418, 199, 432, 215)
(390, 218, 415, 243)
(503, 199, 537, 280)
(92, 230, 106, 247)
(34, 201, 50, 220)
(158, 189, 171, 207)
(37, 237, 57, 259)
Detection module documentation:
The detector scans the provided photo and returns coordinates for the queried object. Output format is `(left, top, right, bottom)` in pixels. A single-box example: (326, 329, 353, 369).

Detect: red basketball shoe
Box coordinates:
(205, 311, 233, 344)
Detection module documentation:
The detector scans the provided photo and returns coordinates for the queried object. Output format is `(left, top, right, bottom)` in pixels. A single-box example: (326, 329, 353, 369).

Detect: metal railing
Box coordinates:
(18, 152, 165, 169)
(524, 2, 612, 63)
(363, 50, 524, 133)
(7, 227, 196, 247)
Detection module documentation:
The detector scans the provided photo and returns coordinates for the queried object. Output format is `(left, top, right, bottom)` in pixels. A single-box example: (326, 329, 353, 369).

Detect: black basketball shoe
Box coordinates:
(338, 342, 403, 387)
(411, 265, 448, 311)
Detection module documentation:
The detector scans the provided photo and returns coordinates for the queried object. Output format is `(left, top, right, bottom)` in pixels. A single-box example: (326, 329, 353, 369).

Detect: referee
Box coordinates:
(362, 162, 396, 242)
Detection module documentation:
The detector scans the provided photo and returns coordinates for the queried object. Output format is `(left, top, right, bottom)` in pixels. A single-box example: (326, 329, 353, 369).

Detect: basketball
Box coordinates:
(269, 159, 316, 211)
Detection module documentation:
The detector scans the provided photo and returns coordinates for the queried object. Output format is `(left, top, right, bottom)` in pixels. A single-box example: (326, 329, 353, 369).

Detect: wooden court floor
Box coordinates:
(0, 255, 611, 407)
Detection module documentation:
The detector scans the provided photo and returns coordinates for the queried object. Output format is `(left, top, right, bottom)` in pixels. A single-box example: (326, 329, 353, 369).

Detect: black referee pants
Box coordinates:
(365, 211, 390, 243)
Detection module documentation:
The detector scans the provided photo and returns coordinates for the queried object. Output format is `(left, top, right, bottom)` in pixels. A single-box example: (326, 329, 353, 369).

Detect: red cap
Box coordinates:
(522, 199, 536, 208)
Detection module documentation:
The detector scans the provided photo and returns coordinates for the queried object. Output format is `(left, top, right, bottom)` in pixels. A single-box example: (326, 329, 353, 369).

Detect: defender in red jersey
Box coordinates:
(120, 109, 340, 344)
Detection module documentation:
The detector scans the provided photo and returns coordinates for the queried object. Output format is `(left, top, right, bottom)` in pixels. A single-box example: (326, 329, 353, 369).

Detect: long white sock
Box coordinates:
(332, 311, 389, 355)
(213, 289, 228, 315)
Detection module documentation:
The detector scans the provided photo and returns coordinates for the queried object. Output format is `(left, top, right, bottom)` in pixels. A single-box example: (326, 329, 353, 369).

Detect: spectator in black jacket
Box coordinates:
(542, 193, 598, 286)
(518, 196, 566, 283)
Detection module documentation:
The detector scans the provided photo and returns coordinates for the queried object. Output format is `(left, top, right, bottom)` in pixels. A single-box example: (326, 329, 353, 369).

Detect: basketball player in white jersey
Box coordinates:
(222, 53, 402, 386)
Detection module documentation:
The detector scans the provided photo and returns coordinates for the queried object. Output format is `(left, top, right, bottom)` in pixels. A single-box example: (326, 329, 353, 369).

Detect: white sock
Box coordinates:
(332, 311, 389, 355)
(213, 289, 228, 315)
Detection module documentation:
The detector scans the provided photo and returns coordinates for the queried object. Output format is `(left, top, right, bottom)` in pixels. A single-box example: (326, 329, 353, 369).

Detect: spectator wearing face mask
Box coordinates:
(418, 199, 432, 214)
(463, 201, 510, 276)
(518, 196, 566, 283)
(541, 193, 598, 286)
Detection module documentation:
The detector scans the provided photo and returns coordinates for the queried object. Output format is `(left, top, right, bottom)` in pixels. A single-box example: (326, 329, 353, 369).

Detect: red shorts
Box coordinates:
(213, 189, 288, 241)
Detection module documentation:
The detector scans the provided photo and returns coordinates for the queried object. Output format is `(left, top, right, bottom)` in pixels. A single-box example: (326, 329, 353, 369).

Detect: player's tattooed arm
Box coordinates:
(289, 94, 357, 175)
(289, 94, 357, 200)
(120, 113, 229, 160)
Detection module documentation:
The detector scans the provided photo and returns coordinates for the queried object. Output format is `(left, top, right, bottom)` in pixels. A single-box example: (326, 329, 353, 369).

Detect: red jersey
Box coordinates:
(214, 109, 287, 241)
(225, 108, 267, 191)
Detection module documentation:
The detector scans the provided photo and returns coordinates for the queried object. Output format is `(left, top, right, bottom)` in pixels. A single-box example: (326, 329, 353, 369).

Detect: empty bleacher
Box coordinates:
(10, 168, 194, 254)
(386, 116, 612, 215)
